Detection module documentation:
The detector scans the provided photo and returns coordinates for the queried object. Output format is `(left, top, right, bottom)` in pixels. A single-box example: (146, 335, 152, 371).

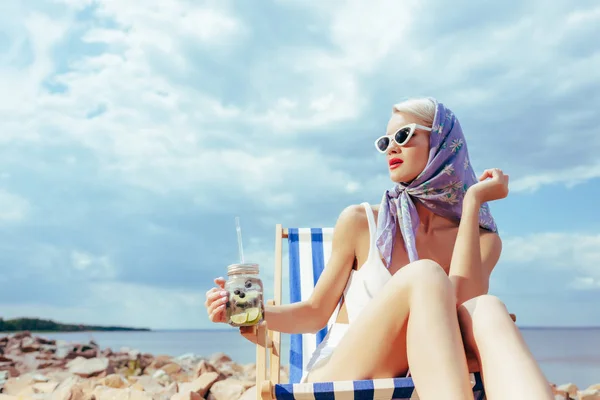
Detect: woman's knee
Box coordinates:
(392, 259, 453, 294)
(460, 295, 513, 339)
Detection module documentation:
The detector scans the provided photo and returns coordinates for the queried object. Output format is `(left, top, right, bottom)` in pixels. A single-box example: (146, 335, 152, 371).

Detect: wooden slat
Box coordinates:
(269, 225, 283, 385)
(255, 321, 268, 400)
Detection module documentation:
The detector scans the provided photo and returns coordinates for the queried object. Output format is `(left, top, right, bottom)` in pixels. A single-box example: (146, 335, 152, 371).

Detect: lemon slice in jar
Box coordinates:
(246, 307, 261, 323)
(230, 313, 248, 325)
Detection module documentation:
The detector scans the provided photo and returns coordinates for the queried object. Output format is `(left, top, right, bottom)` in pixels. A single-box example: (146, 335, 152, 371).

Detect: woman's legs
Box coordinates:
(307, 259, 474, 400)
(458, 295, 553, 400)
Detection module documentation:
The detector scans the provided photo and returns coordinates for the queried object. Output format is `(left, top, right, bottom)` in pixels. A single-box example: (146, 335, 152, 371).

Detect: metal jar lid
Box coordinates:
(227, 263, 259, 276)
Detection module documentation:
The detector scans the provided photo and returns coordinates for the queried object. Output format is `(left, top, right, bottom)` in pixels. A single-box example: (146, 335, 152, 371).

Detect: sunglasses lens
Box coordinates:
(376, 137, 390, 152)
(394, 127, 411, 145)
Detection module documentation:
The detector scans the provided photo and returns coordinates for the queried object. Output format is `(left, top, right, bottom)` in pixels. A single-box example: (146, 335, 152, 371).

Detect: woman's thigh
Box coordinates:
(306, 259, 453, 382)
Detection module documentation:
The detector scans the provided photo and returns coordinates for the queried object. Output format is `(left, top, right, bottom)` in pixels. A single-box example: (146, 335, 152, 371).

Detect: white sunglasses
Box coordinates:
(374, 123, 432, 153)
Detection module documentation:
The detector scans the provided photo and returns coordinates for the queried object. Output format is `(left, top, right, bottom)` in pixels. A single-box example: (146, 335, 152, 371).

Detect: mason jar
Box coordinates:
(225, 263, 264, 327)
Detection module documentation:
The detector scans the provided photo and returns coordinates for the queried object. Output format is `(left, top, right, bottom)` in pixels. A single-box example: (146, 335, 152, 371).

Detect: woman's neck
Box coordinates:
(415, 201, 455, 234)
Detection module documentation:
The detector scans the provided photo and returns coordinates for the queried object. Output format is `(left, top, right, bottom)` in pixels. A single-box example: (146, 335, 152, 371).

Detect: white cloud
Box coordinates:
(502, 232, 600, 289)
(1, 0, 600, 330)
(71, 250, 116, 279)
(0, 190, 30, 222)
(566, 6, 600, 25)
(279, 0, 600, 192)
(511, 163, 600, 193)
(569, 276, 600, 290)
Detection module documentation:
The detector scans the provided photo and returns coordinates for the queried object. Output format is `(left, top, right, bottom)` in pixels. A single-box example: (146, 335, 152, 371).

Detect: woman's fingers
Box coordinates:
(214, 277, 226, 289)
(209, 303, 227, 322)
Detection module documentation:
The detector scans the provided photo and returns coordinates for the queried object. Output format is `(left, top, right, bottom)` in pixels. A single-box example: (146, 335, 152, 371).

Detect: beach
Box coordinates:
(0, 331, 277, 400)
(1, 330, 599, 399)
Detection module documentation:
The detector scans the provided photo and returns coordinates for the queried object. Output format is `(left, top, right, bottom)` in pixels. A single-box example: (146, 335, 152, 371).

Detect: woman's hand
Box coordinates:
(467, 168, 509, 204)
(205, 277, 228, 323)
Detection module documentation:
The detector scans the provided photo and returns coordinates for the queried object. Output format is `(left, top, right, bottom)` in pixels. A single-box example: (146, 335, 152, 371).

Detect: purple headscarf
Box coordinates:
(375, 98, 498, 267)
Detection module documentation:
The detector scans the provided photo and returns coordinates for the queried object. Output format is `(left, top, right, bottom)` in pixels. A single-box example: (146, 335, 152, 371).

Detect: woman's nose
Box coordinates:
(387, 144, 401, 155)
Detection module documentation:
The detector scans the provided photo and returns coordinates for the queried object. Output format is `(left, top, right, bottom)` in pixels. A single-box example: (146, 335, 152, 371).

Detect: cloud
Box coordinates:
(278, 0, 600, 192)
(494, 232, 600, 301)
(1, 0, 599, 329)
(510, 163, 600, 193)
(0, 190, 29, 222)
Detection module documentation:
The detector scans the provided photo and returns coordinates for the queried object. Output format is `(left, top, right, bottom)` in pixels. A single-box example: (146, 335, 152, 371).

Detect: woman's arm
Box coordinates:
(448, 192, 502, 305)
(259, 205, 363, 334)
(449, 168, 508, 305)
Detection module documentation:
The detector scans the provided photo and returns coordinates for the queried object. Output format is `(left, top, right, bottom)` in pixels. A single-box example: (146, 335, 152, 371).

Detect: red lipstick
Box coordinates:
(389, 158, 403, 170)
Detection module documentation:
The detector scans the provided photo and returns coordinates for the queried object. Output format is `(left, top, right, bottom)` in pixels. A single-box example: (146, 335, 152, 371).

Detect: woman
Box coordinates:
(205, 98, 553, 399)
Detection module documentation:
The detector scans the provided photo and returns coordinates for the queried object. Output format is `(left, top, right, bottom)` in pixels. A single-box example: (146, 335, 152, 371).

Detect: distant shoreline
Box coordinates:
(142, 326, 600, 332)
(0, 317, 150, 333)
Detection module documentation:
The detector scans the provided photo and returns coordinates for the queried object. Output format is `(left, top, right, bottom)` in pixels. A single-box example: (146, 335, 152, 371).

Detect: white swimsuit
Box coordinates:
(301, 203, 393, 382)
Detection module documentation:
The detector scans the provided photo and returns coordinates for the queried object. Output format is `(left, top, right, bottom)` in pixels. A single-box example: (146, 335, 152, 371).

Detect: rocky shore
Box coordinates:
(0, 331, 287, 400)
(1, 331, 598, 399)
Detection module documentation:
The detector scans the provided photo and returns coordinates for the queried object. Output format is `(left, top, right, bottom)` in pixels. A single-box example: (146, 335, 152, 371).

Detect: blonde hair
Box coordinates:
(392, 98, 436, 127)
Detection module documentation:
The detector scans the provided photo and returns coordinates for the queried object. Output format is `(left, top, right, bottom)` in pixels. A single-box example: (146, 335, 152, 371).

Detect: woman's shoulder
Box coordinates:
(335, 203, 371, 231)
(332, 204, 372, 250)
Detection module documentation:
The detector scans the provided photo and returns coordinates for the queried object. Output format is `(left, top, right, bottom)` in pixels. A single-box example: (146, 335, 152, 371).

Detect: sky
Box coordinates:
(0, 0, 599, 330)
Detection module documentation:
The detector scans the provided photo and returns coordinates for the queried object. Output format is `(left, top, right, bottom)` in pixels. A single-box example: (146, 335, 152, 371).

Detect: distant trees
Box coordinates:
(0, 317, 150, 332)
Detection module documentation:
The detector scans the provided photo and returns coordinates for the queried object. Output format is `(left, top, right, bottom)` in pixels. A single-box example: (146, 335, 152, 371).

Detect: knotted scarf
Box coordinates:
(375, 99, 498, 267)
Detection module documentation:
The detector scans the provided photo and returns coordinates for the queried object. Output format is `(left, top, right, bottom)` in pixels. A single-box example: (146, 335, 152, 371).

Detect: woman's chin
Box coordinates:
(389, 170, 417, 184)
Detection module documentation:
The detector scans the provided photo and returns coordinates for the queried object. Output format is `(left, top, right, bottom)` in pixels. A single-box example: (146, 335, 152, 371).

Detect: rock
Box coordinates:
(129, 375, 165, 394)
(138, 354, 153, 372)
(0, 371, 8, 390)
(78, 348, 99, 359)
(557, 383, 578, 398)
(209, 353, 232, 367)
(54, 342, 73, 359)
(129, 350, 141, 360)
(579, 389, 600, 400)
(178, 372, 221, 398)
(6, 367, 19, 379)
(38, 359, 68, 370)
(151, 369, 172, 386)
(51, 376, 84, 400)
(32, 380, 59, 393)
(217, 361, 245, 378)
(162, 381, 178, 398)
(36, 337, 55, 346)
(207, 378, 249, 400)
(1, 374, 36, 397)
(97, 373, 129, 389)
(160, 363, 182, 376)
(147, 355, 173, 371)
(20, 337, 41, 353)
(92, 386, 153, 400)
(44, 370, 72, 383)
(11, 331, 31, 340)
(67, 356, 110, 378)
(195, 360, 218, 377)
(241, 364, 256, 381)
(171, 392, 203, 400)
(239, 386, 257, 400)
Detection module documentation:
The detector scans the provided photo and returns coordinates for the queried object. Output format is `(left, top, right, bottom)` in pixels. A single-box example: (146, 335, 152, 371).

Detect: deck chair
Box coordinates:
(253, 226, 490, 400)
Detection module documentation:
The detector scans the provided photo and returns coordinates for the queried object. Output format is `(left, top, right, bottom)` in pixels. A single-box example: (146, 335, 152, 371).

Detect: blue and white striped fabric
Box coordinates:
(288, 228, 336, 384)
(275, 374, 485, 400)
(278, 227, 487, 400)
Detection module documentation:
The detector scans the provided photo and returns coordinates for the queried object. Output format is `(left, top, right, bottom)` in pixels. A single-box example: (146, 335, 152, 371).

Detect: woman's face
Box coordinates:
(382, 112, 431, 184)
